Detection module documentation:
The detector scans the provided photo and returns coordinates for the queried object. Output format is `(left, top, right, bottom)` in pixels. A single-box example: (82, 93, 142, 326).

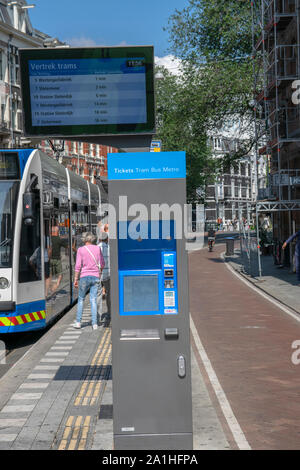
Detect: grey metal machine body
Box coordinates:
(108, 153, 193, 450)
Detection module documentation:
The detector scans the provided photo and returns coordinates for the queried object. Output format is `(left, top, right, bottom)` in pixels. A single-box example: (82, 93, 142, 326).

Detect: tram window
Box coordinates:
(19, 191, 41, 283)
(0, 181, 19, 268)
(0, 152, 20, 180)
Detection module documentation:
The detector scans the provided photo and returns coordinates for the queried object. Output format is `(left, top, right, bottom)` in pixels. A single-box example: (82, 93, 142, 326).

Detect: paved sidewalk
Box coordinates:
(225, 248, 300, 315)
(0, 297, 230, 450)
(0, 300, 113, 450)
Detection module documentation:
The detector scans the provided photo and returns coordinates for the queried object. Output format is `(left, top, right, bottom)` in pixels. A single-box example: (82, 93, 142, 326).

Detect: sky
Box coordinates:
(29, 0, 190, 66)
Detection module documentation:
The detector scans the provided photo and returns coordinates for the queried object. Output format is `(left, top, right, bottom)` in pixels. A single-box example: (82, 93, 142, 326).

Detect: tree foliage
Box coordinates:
(155, 66, 216, 203)
(155, 0, 255, 201)
(167, 0, 252, 61)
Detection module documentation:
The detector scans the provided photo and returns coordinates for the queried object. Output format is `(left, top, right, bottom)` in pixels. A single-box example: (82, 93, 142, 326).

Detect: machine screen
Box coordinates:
(123, 275, 159, 312)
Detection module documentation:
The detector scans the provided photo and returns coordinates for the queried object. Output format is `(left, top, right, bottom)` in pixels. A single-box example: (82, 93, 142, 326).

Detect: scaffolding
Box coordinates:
(251, 0, 300, 275)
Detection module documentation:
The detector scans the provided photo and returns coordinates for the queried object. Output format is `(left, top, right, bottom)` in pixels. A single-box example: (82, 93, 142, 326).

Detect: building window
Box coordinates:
(1, 103, 5, 123)
(214, 138, 222, 150)
(12, 100, 17, 129)
(0, 51, 3, 81)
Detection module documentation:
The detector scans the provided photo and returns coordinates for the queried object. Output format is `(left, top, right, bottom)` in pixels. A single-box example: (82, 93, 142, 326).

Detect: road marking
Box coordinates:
(40, 358, 65, 363)
(56, 325, 111, 449)
(1, 404, 36, 413)
(74, 329, 111, 407)
(63, 331, 82, 335)
(59, 336, 80, 340)
(50, 346, 73, 350)
(0, 419, 26, 428)
(27, 373, 55, 379)
(45, 352, 69, 357)
(19, 383, 49, 389)
(55, 341, 76, 344)
(11, 393, 42, 400)
(34, 365, 59, 370)
(57, 415, 92, 451)
(58, 439, 67, 450)
(190, 316, 251, 450)
(222, 253, 300, 324)
(0, 434, 17, 442)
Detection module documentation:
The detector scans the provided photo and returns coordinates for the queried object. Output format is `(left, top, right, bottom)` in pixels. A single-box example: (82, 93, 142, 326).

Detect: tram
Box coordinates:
(0, 148, 103, 333)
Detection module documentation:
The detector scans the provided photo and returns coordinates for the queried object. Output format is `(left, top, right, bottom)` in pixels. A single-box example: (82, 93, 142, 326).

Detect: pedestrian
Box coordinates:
(97, 231, 110, 324)
(73, 232, 105, 330)
(282, 230, 300, 285)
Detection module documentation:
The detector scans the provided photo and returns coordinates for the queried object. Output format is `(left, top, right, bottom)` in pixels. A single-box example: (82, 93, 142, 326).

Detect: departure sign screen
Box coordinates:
(19, 46, 154, 137)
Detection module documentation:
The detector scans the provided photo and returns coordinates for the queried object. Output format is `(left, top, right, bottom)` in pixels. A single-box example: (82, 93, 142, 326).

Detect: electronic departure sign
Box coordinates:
(19, 46, 155, 137)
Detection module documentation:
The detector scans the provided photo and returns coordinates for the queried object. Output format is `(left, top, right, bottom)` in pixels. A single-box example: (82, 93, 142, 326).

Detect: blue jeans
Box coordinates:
(76, 276, 100, 325)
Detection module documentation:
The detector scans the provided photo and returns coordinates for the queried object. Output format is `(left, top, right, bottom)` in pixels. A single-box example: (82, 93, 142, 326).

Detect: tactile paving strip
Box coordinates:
(53, 328, 112, 450)
(74, 329, 111, 407)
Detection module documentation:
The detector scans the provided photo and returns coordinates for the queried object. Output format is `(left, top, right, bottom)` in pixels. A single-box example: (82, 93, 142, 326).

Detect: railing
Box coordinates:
(272, 169, 300, 185)
(239, 223, 261, 277)
(265, 0, 296, 25)
(258, 187, 275, 199)
(267, 45, 299, 82)
(268, 106, 300, 139)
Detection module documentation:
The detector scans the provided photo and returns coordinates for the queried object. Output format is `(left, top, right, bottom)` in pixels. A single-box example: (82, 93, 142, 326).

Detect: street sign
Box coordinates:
(150, 140, 161, 152)
(19, 46, 155, 138)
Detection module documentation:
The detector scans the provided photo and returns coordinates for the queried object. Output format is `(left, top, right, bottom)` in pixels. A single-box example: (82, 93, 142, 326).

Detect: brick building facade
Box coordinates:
(38, 139, 117, 184)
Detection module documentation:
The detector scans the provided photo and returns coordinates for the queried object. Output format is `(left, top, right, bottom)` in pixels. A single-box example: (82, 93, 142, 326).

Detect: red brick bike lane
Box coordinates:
(189, 245, 300, 450)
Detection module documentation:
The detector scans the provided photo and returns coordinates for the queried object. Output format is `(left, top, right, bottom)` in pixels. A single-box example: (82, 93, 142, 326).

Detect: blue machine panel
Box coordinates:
(118, 220, 179, 316)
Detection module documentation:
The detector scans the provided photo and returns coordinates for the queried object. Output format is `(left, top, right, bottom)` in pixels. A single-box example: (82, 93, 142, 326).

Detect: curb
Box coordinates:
(221, 251, 300, 324)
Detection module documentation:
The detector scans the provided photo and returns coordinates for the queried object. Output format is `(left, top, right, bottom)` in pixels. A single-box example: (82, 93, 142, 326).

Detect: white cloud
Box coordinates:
(65, 38, 130, 48)
(115, 41, 128, 46)
(155, 55, 182, 75)
(66, 36, 99, 47)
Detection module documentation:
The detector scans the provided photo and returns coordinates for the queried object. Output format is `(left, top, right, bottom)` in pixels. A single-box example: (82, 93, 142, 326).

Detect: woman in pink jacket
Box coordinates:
(73, 232, 105, 330)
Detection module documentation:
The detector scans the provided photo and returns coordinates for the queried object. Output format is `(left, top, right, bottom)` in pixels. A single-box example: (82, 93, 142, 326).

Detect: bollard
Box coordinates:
(225, 237, 235, 256)
(0, 340, 6, 364)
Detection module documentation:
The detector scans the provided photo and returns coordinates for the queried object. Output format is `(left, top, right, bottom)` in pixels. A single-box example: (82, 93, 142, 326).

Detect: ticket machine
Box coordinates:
(108, 151, 193, 450)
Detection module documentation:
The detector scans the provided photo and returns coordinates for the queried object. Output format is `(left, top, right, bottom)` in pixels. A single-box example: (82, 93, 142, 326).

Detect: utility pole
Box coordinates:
(7, 34, 14, 148)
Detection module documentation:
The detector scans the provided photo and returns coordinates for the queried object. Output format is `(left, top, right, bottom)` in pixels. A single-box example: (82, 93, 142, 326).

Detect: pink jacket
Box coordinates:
(75, 245, 105, 279)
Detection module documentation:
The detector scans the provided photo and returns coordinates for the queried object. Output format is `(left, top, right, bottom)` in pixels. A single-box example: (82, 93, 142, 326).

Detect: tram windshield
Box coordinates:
(0, 181, 19, 268)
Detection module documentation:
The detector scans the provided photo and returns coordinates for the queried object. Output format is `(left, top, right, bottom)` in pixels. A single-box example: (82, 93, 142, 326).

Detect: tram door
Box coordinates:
(46, 213, 71, 322)
(43, 218, 51, 320)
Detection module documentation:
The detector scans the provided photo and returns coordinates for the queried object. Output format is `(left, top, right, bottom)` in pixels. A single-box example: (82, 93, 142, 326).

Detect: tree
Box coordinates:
(155, 65, 217, 203)
(166, 0, 252, 62)
(155, 0, 257, 200)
